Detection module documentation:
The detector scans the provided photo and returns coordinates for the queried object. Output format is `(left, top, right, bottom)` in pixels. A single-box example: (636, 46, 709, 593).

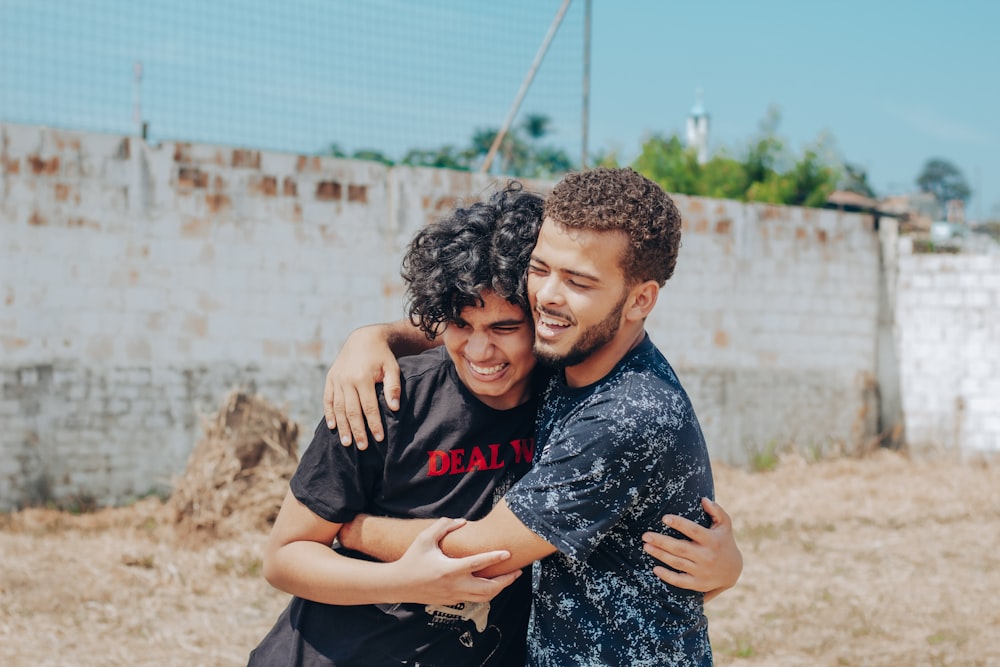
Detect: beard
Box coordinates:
(533, 289, 628, 370)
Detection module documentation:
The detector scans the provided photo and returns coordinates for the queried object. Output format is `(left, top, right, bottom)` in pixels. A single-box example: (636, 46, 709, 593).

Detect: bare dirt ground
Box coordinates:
(2, 448, 998, 667)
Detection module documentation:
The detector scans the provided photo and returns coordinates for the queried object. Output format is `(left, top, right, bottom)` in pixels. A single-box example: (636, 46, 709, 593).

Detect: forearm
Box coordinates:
(343, 502, 554, 579)
(340, 514, 437, 563)
(263, 540, 418, 605)
(379, 319, 440, 357)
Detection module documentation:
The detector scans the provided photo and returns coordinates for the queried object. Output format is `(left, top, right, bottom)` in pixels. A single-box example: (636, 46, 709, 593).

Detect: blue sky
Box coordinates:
(2, 0, 997, 218)
(588, 0, 999, 218)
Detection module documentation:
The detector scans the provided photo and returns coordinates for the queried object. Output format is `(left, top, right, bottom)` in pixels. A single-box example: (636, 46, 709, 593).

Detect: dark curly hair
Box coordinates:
(402, 182, 544, 339)
(543, 167, 682, 286)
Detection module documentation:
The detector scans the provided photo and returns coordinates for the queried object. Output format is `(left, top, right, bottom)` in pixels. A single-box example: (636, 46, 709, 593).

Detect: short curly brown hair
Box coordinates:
(542, 167, 682, 286)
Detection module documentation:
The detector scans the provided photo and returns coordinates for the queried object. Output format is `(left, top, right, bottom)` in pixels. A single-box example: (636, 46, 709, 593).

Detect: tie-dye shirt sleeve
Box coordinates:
(504, 373, 698, 560)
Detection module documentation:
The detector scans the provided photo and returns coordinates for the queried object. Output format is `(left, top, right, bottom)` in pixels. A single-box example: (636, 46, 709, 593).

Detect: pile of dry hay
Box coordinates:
(167, 390, 300, 541)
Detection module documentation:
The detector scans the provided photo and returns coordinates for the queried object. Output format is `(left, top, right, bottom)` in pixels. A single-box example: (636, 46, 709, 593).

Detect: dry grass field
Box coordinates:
(2, 446, 998, 667)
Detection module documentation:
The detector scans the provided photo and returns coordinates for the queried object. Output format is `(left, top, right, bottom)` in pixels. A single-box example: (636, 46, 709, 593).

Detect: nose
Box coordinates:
(531, 272, 562, 307)
(465, 330, 492, 360)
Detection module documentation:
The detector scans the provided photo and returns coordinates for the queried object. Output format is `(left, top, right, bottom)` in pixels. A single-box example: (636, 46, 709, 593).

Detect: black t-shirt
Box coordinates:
(249, 347, 539, 667)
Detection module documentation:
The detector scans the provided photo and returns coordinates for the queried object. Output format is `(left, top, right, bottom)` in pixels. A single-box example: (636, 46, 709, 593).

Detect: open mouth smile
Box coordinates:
(468, 361, 508, 378)
(536, 311, 572, 338)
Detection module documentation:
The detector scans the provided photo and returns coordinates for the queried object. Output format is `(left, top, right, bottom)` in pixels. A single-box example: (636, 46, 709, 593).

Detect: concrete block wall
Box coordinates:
(648, 196, 882, 463)
(895, 250, 1000, 453)
(15, 121, 987, 508)
(0, 122, 527, 509)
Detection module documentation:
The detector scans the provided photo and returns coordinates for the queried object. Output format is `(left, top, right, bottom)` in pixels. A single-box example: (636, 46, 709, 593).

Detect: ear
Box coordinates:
(624, 280, 659, 322)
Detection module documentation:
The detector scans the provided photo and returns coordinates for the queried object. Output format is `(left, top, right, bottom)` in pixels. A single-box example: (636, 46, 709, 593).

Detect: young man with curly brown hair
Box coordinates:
(329, 168, 731, 666)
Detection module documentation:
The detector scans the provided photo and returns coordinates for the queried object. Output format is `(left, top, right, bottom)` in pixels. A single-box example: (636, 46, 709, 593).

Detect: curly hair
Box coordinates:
(402, 182, 544, 338)
(542, 167, 682, 286)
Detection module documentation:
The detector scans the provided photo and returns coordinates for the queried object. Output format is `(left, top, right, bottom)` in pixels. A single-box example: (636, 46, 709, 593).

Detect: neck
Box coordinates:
(564, 326, 646, 388)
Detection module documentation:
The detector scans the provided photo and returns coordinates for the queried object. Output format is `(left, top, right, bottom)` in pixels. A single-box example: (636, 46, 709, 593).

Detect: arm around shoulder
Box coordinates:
(323, 319, 438, 448)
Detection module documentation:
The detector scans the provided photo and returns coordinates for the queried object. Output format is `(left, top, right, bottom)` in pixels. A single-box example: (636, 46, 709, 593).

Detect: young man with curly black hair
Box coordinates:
(326, 168, 737, 666)
(249, 185, 545, 666)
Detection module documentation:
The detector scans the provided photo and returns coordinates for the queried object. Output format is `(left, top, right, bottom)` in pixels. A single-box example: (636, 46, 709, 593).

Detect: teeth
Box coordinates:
(469, 362, 506, 375)
(539, 314, 569, 328)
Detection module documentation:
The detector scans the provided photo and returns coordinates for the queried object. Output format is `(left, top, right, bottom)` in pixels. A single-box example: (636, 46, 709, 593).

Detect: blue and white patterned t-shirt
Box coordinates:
(504, 335, 714, 666)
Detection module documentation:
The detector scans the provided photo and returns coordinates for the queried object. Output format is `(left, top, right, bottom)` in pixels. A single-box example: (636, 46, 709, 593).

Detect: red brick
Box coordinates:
(316, 181, 342, 201)
(231, 149, 261, 169)
(347, 184, 367, 203)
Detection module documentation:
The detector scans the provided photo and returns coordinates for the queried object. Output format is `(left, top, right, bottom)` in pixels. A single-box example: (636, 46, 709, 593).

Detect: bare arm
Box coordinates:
(262, 489, 520, 606)
(642, 497, 743, 602)
(339, 499, 557, 579)
(323, 320, 439, 449)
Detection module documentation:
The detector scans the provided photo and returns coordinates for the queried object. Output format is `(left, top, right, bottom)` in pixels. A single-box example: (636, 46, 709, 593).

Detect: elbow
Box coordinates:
(261, 547, 285, 590)
(261, 557, 278, 588)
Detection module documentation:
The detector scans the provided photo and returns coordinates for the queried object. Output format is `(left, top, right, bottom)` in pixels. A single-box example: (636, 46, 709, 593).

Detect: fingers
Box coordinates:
(381, 358, 402, 412)
(643, 533, 695, 573)
(651, 565, 703, 591)
(354, 382, 383, 447)
(332, 387, 352, 446)
(701, 497, 732, 528)
(458, 561, 519, 602)
(448, 568, 521, 603)
(461, 549, 512, 575)
(404, 519, 519, 603)
(480, 569, 521, 592)
(323, 366, 338, 430)
(335, 384, 369, 449)
(660, 512, 708, 543)
(414, 517, 467, 547)
(413, 519, 511, 575)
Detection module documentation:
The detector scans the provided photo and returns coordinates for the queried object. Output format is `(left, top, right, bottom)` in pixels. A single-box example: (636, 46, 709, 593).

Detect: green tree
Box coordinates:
(916, 158, 971, 205)
(632, 107, 841, 209)
(521, 113, 552, 141)
(632, 134, 702, 196)
(787, 148, 839, 207)
(839, 163, 877, 198)
(351, 149, 394, 166)
(468, 114, 575, 179)
(697, 153, 749, 200)
(401, 146, 469, 171)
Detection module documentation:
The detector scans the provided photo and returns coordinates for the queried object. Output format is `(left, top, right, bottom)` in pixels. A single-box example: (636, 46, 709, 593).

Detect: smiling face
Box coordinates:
(441, 290, 537, 410)
(528, 218, 647, 387)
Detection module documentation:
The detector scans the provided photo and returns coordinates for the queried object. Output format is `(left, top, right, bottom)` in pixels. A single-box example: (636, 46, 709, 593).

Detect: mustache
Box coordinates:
(535, 304, 575, 326)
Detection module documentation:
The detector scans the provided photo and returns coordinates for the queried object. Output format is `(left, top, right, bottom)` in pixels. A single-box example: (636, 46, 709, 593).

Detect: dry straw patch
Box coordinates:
(1, 395, 999, 666)
(166, 390, 299, 543)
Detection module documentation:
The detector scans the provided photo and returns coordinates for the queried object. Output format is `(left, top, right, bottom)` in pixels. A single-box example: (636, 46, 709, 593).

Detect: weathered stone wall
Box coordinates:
(8, 121, 988, 510)
(647, 196, 881, 464)
(895, 248, 1000, 454)
(0, 122, 529, 508)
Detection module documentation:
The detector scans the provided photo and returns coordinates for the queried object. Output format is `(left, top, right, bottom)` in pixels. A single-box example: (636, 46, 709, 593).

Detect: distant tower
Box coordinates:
(685, 88, 710, 164)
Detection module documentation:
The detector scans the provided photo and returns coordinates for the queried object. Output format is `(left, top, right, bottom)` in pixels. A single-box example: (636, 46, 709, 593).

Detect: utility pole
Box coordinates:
(581, 0, 591, 170)
(132, 61, 144, 138)
(481, 0, 573, 173)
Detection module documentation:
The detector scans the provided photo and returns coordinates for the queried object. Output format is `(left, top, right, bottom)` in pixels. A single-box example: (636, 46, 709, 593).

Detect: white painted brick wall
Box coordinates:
(649, 196, 882, 463)
(896, 250, 1000, 454)
(10, 121, 988, 509)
